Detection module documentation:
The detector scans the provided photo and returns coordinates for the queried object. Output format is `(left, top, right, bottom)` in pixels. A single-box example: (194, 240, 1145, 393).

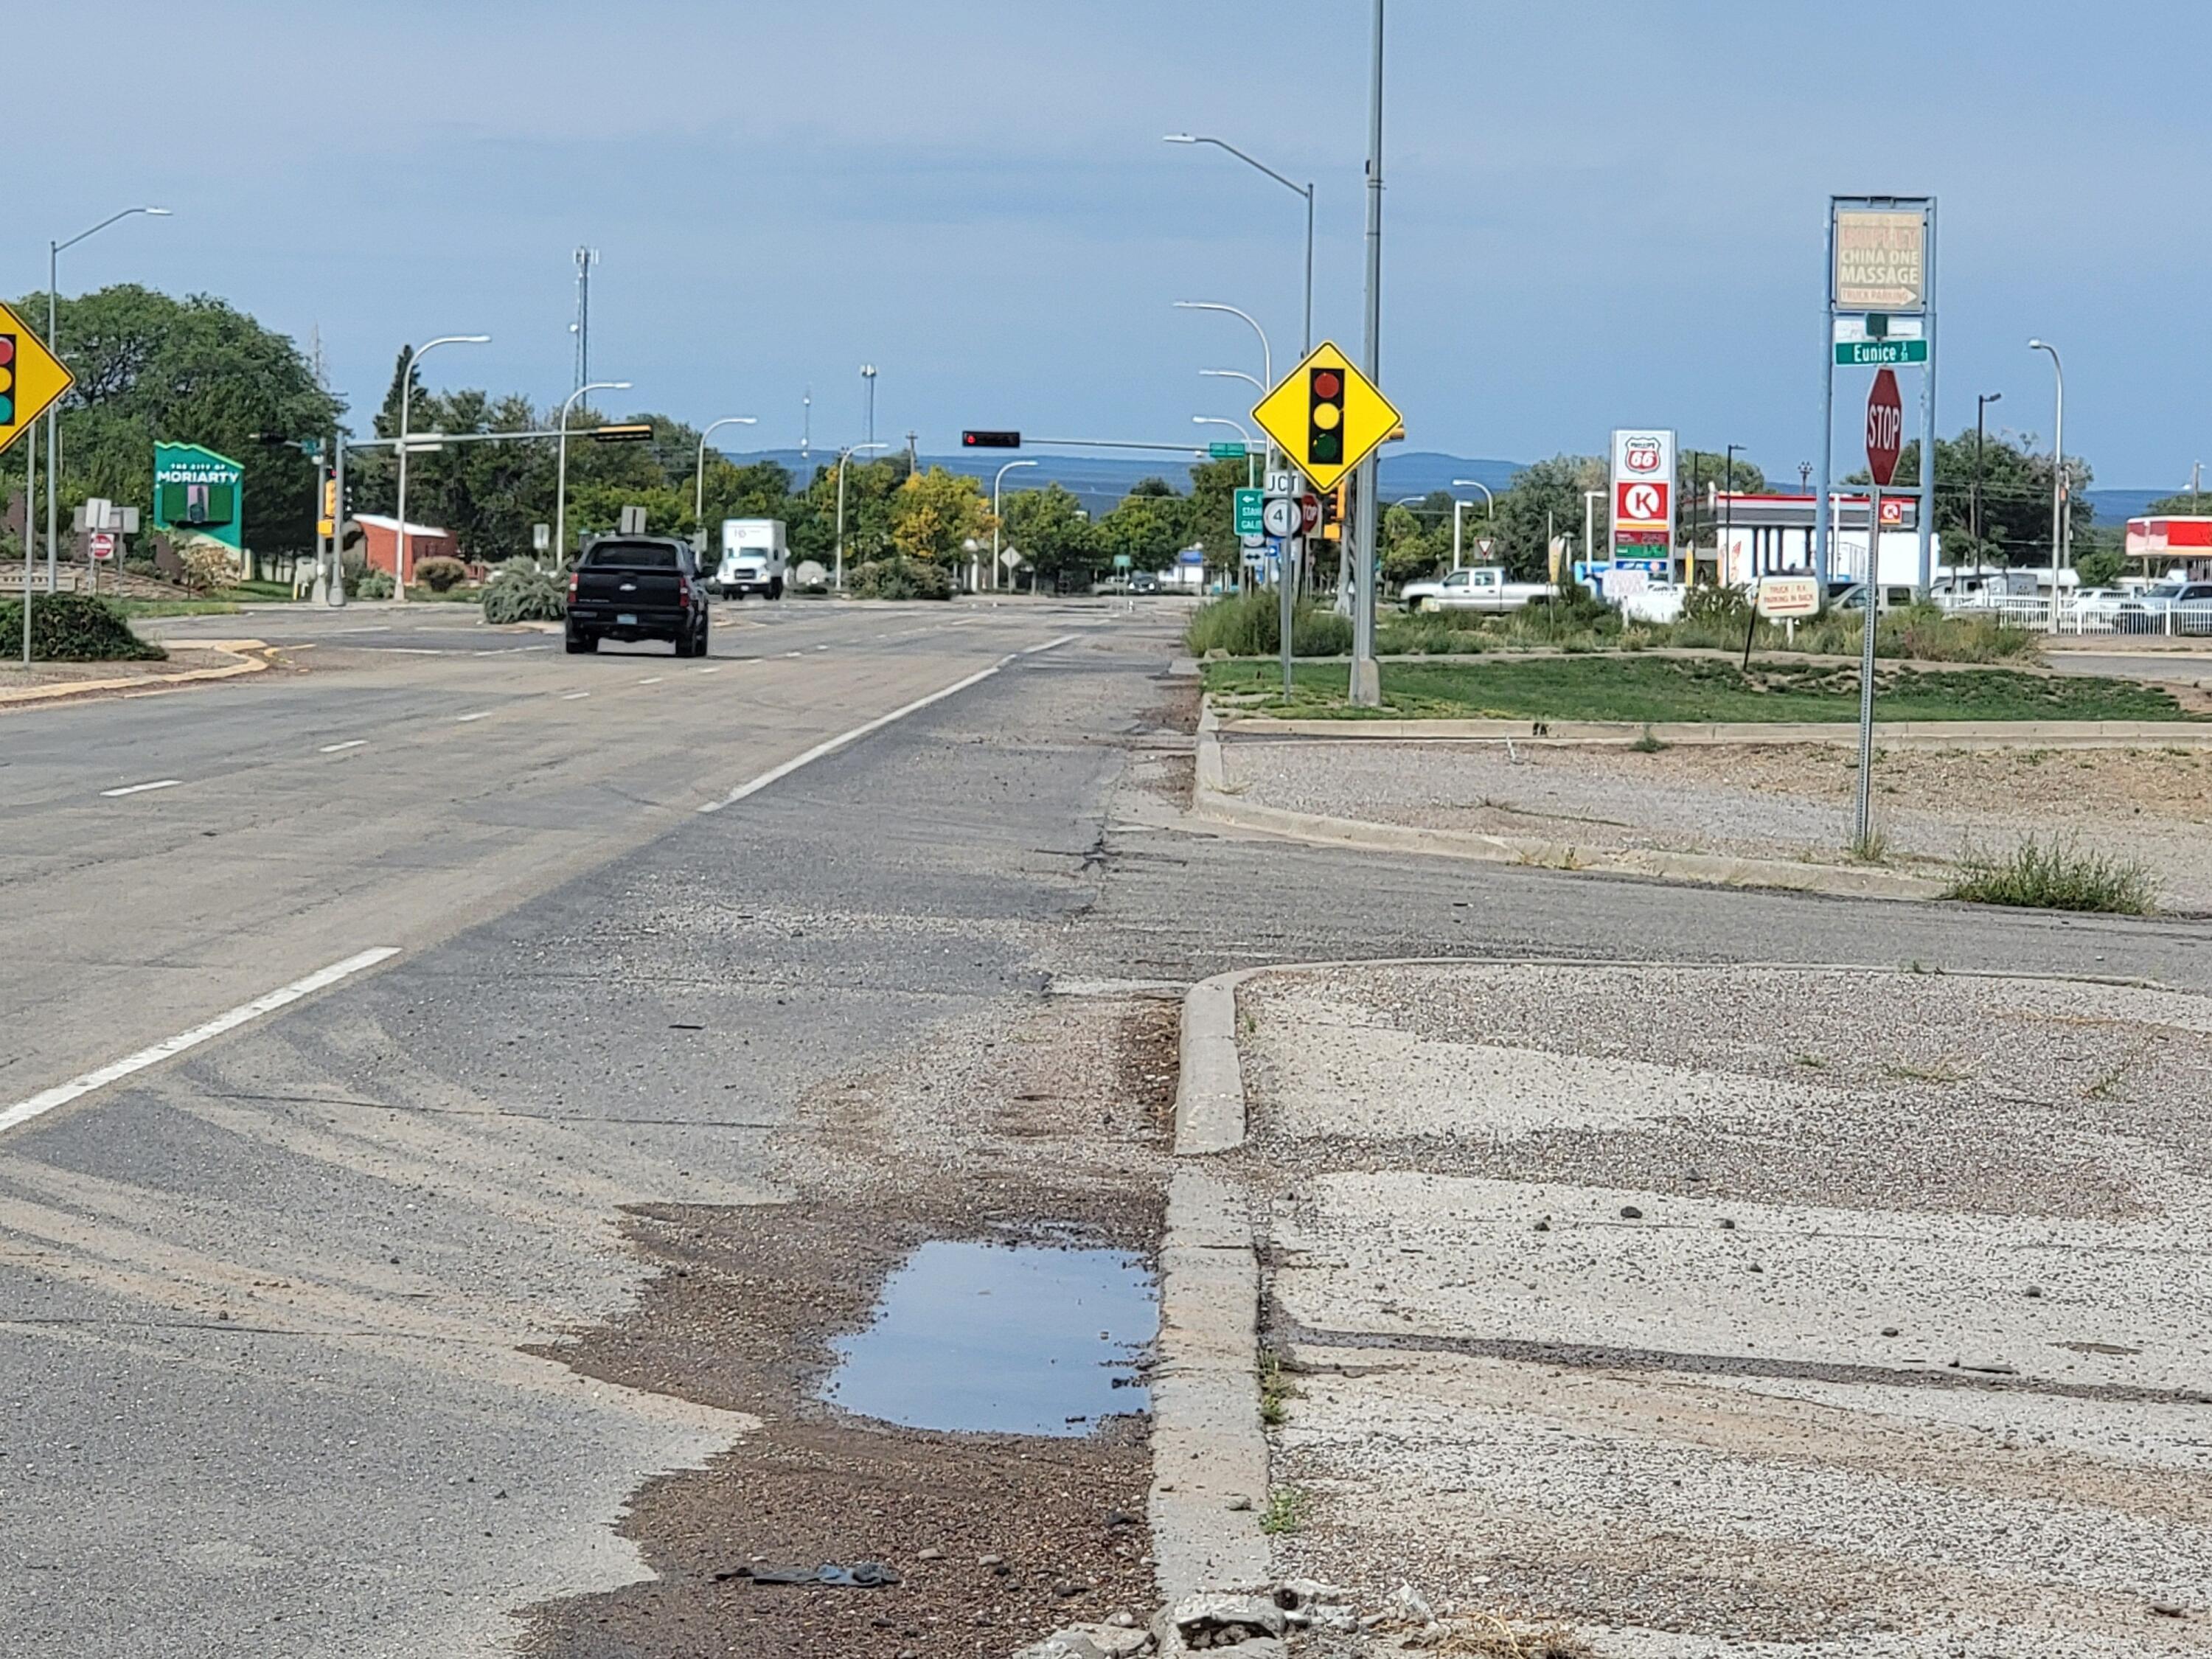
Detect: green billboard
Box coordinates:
(153, 442, 246, 552)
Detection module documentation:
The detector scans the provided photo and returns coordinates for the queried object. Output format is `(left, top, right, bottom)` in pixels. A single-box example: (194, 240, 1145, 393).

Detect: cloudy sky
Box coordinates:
(15, 1, 2205, 486)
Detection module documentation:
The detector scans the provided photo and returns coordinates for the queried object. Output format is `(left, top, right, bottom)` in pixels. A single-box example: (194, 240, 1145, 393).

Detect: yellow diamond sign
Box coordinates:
(0, 302, 73, 457)
(1250, 340, 1402, 493)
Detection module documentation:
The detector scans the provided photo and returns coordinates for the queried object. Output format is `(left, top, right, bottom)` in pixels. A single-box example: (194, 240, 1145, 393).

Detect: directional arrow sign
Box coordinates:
(1233, 487, 1265, 536)
(0, 302, 74, 456)
(1251, 340, 1402, 493)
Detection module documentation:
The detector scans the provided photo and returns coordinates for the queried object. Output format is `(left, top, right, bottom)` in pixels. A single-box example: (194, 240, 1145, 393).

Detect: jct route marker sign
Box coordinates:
(0, 302, 74, 454)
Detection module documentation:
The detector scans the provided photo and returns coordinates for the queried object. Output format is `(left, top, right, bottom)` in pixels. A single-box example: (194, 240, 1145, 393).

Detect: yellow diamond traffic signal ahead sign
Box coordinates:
(0, 302, 73, 456)
(1251, 340, 1402, 493)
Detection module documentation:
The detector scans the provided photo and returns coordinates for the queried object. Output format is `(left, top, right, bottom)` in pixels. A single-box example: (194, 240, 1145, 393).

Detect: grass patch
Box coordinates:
(1258, 1349, 1297, 1427)
(1630, 724, 1667, 753)
(1946, 835, 2157, 914)
(1186, 590, 1353, 657)
(1258, 1486, 1304, 1535)
(1203, 655, 2195, 726)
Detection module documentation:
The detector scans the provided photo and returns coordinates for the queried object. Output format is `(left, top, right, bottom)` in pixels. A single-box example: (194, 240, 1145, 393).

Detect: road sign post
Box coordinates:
(1855, 368, 1904, 850)
(0, 303, 77, 666)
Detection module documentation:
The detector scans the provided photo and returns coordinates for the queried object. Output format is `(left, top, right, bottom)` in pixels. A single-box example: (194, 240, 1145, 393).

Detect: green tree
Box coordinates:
(1381, 491, 1454, 583)
(889, 466, 993, 563)
(1481, 454, 1606, 582)
(29, 284, 341, 556)
(1183, 456, 1251, 577)
(2074, 544, 2125, 588)
(1848, 429, 2090, 567)
(1094, 479, 1190, 572)
(1001, 483, 1096, 588)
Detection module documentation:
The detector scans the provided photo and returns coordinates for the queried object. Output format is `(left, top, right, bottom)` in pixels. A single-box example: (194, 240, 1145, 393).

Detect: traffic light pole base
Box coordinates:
(1348, 657, 1381, 707)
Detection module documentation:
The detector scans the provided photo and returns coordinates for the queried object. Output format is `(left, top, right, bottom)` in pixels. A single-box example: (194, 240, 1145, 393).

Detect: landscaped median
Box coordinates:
(1192, 654, 2211, 909)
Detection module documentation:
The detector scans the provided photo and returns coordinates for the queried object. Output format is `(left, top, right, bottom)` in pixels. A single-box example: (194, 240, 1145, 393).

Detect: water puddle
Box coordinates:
(821, 1239, 1156, 1436)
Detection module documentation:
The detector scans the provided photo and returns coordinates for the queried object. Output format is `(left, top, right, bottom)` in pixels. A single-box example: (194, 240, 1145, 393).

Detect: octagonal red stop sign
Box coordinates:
(1865, 367, 1903, 487)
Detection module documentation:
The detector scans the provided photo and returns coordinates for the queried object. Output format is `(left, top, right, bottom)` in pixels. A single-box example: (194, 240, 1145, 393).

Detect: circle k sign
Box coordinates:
(1617, 481, 1668, 523)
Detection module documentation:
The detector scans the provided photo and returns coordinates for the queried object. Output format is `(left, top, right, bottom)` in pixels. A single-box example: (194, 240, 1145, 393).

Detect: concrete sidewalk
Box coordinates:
(1220, 961, 2212, 1655)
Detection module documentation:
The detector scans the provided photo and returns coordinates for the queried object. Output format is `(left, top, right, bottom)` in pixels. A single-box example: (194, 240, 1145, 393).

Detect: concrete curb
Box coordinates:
(1214, 714, 2212, 747)
(0, 639, 272, 709)
(1193, 722, 1947, 902)
(1173, 969, 1256, 1156)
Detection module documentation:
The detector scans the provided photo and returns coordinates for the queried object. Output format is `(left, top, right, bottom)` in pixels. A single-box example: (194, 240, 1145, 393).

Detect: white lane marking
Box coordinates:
(636, 675, 664, 685)
(699, 666, 723, 675)
(0, 947, 401, 1137)
(698, 636, 1073, 815)
(319, 740, 368, 754)
(339, 626, 393, 634)
(813, 644, 830, 652)
(369, 647, 446, 655)
(100, 779, 181, 798)
(455, 711, 492, 723)
(561, 691, 591, 700)
(785, 651, 804, 658)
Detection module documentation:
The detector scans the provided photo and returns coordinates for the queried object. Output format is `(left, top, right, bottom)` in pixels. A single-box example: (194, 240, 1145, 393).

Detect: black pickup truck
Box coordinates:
(565, 538, 711, 655)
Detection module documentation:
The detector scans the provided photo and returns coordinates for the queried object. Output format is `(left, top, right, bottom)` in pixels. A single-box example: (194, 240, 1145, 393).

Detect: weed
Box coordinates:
(2083, 1061, 2132, 1102)
(1847, 827, 1890, 864)
(1630, 725, 1668, 753)
(1258, 1349, 1296, 1427)
(1794, 1053, 1829, 1069)
(1947, 835, 2157, 915)
(1258, 1486, 1304, 1535)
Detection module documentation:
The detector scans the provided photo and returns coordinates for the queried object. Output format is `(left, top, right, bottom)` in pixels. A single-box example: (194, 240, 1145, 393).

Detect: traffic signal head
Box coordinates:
(589, 422, 655, 444)
(1308, 367, 1344, 469)
(962, 430, 1020, 449)
(0, 335, 15, 426)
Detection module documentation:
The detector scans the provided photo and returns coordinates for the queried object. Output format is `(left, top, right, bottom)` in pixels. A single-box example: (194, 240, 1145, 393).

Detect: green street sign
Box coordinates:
(1113, 554, 1133, 569)
(1234, 487, 1265, 536)
(1208, 440, 1247, 459)
(1836, 339, 1929, 366)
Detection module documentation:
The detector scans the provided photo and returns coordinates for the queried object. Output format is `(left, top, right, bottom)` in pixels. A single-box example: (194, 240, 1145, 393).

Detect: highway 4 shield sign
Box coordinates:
(0, 302, 74, 456)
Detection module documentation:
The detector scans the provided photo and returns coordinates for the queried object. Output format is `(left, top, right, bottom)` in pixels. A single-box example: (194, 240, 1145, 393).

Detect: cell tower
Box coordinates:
(571, 248, 599, 391)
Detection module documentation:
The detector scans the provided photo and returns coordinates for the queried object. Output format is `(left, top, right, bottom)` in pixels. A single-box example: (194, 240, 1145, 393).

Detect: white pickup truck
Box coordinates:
(714, 518, 788, 599)
(1400, 566, 1555, 613)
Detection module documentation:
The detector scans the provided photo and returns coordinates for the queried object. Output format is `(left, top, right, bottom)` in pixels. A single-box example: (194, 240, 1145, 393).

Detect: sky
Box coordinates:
(15, 1, 2211, 488)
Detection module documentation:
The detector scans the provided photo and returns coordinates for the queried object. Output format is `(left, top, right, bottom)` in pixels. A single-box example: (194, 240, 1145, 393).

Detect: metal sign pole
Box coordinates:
(330, 437, 348, 606)
(1815, 202, 1837, 593)
(21, 420, 32, 665)
(1855, 483, 1880, 848)
(1916, 198, 1939, 597)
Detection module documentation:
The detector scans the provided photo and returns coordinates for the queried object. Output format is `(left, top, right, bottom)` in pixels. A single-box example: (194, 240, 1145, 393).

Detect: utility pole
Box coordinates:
(801, 388, 813, 462)
(906, 429, 919, 477)
(572, 248, 598, 392)
(1972, 392, 2001, 558)
(1348, 0, 1386, 707)
(860, 365, 878, 451)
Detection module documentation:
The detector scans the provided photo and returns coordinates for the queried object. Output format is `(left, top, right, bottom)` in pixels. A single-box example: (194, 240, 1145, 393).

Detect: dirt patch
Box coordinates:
(518, 995, 1178, 1659)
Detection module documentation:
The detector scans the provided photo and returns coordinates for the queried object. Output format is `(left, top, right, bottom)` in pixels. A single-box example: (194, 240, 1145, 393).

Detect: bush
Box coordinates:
(178, 540, 234, 595)
(1947, 835, 2156, 914)
(1185, 591, 1354, 657)
(0, 593, 167, 661)
(480, 561, 566, 623)
(413, 555, 467, 593)
(352, 569, 395, 600)
(849, 556, 954, 600)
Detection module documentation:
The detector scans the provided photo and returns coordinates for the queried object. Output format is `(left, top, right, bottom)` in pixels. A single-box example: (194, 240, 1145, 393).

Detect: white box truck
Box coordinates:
(715, 519, 788, 598)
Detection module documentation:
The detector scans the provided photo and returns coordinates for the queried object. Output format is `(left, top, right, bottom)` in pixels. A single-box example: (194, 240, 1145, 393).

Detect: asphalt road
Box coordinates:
(5, 597, 2212, 1657)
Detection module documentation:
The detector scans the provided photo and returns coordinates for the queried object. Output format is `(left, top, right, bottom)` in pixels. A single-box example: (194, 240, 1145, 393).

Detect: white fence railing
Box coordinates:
(1975, 597, 2212, 636)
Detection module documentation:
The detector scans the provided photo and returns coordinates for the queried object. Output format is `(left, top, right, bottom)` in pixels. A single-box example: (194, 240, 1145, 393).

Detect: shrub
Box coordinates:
(1947, 835, 2156, 914)
(413, 555, 468, 593)
(1186, 591, 1354, 657)
(178, 539, 234, 595)
(0, 594, 167, 661)
(480, 561, 566, 623)
(849, 556, 955, 600)
(352, 569, 395, 600)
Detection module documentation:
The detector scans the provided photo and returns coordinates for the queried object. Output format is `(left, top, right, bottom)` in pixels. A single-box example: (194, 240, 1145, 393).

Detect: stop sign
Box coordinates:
(1865, 367, 1903, 487)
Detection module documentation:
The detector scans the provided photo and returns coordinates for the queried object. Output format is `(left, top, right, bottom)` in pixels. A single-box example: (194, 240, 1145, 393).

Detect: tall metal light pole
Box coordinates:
(1972, 391, 2002, 560)
(992, 459, 1037, 591)
(860, 365, 877, 450)
(45, 206, 170, 591)
(834, 441, 888, 591)
(394, 334, 490, 600)
(1174, 302, 1271, 401)
(1450, 479, 1493, 570)
(1349, 0, 1387, 706)
(2028, 338, 2065, 629)
(694, 416, 759, 525)
(1192, 415, 1256, 486)
(1164, 134, 1315, 355)
(552, 377, 629, 573)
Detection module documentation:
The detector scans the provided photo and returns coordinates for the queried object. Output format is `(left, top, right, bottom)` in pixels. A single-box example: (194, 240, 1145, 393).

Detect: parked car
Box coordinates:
(2117, 578, 2212, 634)
(1400, 566, 1554, 613)
(566, 536, 711, 655)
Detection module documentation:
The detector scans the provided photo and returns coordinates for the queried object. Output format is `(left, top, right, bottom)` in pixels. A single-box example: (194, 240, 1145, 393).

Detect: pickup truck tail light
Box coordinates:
(566, 569, 580, 601)
(678, 576, 693, 608)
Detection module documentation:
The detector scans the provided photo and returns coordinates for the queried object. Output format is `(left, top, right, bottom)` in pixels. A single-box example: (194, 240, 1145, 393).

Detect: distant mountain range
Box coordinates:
(723, 447, 1525, 518)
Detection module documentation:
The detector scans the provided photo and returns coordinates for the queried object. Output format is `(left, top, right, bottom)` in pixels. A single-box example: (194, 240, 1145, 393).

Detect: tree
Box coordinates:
(1381, 491, 1454, 583)
(1481, 454, 1606, 582)
(28, 284, 341, 555)
(1847, 429, 2091, 568)
(1001, 484, 1096, 588)
(889, 466, 993, 563)
(1094, 481, 1189, 573)
(2074, 544, 2125, 588)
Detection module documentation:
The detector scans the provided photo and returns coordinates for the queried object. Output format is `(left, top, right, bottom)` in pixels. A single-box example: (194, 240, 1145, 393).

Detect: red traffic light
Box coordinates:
(962, 430, 1020, 448)
(1312, 370, 1340, 400)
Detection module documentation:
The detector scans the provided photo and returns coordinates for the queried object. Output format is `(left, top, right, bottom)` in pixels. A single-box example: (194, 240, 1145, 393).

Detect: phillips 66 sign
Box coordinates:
(1610, 428, 1675, 555)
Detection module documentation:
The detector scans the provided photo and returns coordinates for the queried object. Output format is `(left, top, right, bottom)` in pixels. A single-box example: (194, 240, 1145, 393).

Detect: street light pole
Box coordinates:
(1582, 490, 1604, 574)
(394, 334, 490, 599)
(834, 442, 888, 591)
(1450, 479, 1493, 571)
(1164, 134, 1315, 355)
(1349, 0, 1387, 706)
(860, 365, 877, 451)
(1972, 391, 2002, 560)
(2029, 338, 2065, 630)
(552, 377, 630, 574)
(992, 459, 1037, 591)
(694, 415, 759, 526)
(45, 206, 170, 591)
(1724, 443, 1739, 585)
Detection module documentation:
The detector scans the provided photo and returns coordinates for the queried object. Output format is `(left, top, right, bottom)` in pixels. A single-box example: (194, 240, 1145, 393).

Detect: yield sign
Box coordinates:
(0, 302, 74, 456)
(1251, 339, 1403, 493)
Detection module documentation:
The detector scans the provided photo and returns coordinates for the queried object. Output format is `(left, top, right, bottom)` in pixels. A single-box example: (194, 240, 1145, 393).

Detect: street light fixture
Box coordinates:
(1192, 415, 1256, 487)
(395, 334, 491, 599)
(2028, 338, 2065, 628)
(835, 441, 889, 591)
(1450, 478, 1494, 570)
(991, 459, 1037, 591)
(694, 416, 759, 526)
(553, 377, 630, 574)
(1164, 134, 1314, 355)
(41, 206, 170, 591)
(1176, 302, 1278, 479)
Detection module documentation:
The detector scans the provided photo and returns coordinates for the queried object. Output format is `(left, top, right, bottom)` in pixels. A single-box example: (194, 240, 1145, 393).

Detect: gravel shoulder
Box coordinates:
(1220, 737, 2212, 908)
(1231, 961, 2212, 1656)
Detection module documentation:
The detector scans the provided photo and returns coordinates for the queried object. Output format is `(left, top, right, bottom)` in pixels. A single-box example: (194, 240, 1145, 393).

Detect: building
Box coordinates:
(1708, 492, 1938, 588)
(2124, 515, 2212, 578)
(350, 515, 460, 578)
